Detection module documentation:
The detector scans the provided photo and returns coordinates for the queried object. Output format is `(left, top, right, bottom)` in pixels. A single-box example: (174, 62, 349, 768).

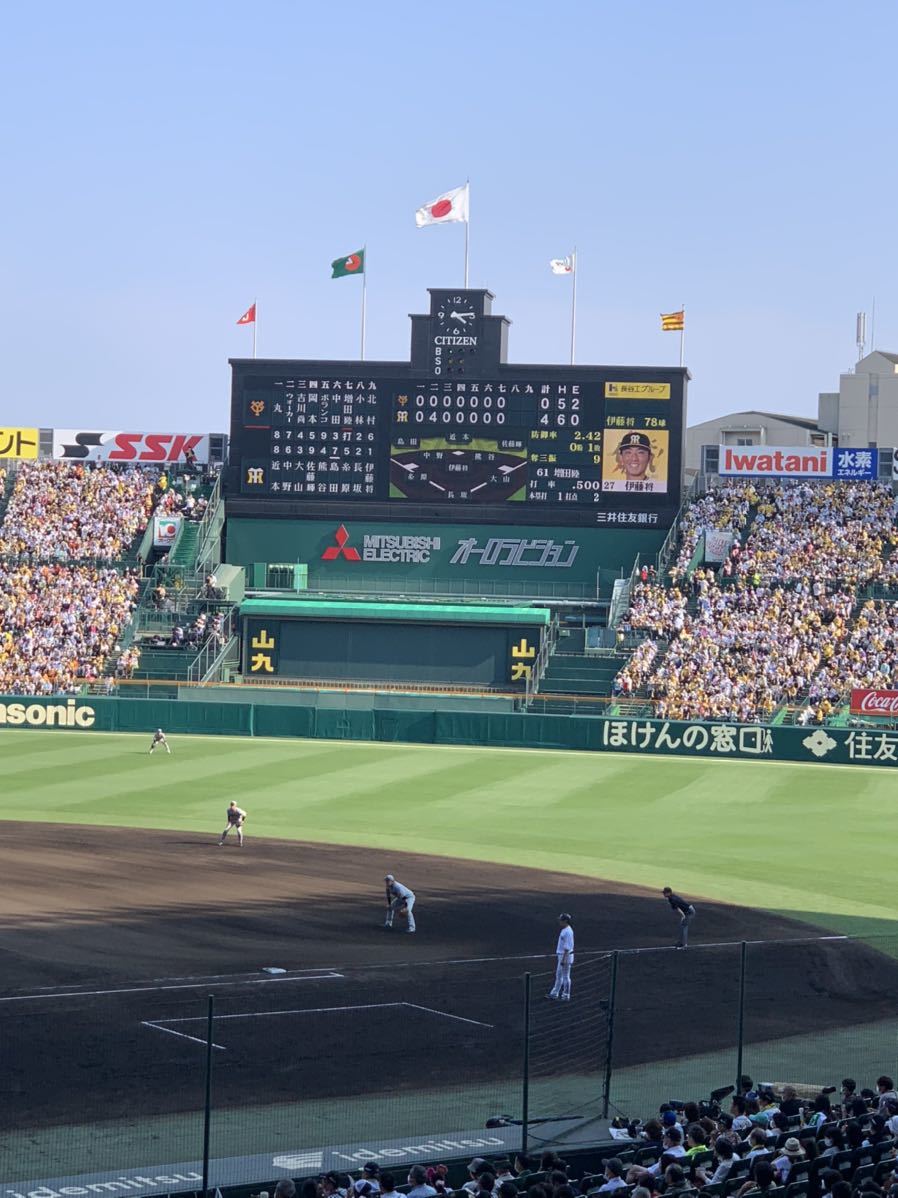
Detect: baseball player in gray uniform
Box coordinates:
(219, 801, 247, 847)
(384, 874, 416, 932)
(148, 728, 171, 754)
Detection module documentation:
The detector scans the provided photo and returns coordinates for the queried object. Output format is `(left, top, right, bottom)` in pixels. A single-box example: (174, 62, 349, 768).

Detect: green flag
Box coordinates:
(331, 249, 365, 278)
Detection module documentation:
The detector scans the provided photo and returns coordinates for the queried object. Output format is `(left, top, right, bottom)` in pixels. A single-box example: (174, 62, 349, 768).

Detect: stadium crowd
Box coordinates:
(0, 461, 203, 693)
(314, 1075, 898, 1198)
(617, 480, 898, 722)
(0, 564, 139, 694)
(0, 460, 157, 560)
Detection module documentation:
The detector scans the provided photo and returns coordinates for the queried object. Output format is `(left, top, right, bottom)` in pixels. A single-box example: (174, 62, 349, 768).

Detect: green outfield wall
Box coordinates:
(225, 517, 663, 596)
(0, 696, 892, 767)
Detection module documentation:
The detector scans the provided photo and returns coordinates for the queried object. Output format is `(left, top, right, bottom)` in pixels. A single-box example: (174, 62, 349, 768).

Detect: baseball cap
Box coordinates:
(662, 1110, 678, 1127)
(362, 1163, 380, 1176)
(618, 432, 652, 451)
(385, 874, 394, 881)
(558, 912, 572, 921)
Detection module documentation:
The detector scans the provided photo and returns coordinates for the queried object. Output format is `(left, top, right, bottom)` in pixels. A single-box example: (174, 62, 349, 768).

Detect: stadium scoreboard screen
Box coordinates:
(227, 288, 687, 528)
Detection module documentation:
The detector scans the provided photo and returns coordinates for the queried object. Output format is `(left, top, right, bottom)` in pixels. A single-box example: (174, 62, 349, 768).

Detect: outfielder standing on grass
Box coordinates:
(148, 728, 171, 754)
(663, 887, 696, 948)
(384, 874, 416, 933)
(219, 800, 247, 847)
(548, 913, 574, 1001)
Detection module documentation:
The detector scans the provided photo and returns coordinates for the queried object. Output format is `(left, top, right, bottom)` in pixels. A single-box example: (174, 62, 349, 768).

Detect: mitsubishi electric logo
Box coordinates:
(321, 524, 361, 562)
(321, 526, 441, 564)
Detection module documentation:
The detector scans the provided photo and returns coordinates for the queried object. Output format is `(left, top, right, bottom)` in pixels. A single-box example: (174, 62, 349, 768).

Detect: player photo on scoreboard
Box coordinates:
(602, 428, 669, 493)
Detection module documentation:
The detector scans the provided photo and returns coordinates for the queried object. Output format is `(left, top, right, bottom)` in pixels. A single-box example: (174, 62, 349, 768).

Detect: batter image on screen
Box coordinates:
(389, 438, 527, 502)
(602, 429, 669, 493)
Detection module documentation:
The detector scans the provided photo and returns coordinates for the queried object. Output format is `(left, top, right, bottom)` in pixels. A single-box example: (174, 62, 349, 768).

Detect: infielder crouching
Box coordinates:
(219, 801, 247, 847)
(384, 874, 416, 933)
(548, 912, 574, 1001)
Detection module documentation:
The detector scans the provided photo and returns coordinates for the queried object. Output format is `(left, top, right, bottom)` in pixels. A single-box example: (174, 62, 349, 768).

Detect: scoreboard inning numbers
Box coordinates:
(228, 288, 686, 529)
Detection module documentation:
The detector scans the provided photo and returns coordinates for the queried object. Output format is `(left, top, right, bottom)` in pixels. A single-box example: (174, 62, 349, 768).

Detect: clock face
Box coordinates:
(436, 299, 478, 335)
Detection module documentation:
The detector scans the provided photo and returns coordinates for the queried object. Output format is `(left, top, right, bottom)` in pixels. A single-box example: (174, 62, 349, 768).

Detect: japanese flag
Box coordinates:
(415, 183, 469, 227)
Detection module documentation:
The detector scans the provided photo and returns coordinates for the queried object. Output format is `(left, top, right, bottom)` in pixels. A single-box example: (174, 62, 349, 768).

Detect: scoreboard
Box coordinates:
(227, 288, 687, 529)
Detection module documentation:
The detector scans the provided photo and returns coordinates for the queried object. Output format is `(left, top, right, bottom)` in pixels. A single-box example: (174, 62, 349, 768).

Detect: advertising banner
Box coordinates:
(153, 516, 182, 548)
(850, 688, 898, 717)
(53, 431, 212, 463)
(0, 427, 39, 460)
(719, 445, 878, 480)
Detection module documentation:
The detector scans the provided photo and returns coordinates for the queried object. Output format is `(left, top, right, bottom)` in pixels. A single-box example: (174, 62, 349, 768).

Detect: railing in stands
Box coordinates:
(194, 471, 224, 576)
(186, 606, 240, 685)
(523, 613, 561, 706)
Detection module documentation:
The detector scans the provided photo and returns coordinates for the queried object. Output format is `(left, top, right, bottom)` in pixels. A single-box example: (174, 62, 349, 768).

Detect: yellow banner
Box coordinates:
(605, 382, 670, 400)
(0, 428, 39, 459)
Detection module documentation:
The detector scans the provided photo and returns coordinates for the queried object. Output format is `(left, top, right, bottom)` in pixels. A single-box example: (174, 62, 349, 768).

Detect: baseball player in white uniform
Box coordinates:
(384, 874, 416, 933)
(548, 913, 574, 1000)
(148, 728, 171, 754)
(219, 801, 247, 847)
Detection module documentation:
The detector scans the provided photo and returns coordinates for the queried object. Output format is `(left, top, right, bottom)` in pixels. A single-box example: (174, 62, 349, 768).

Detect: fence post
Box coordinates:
(602, 951, 619, 1119)
(735, 942, 747, 1096)
(202, 995, 215, 1198)
(521, 972, 532, 1158)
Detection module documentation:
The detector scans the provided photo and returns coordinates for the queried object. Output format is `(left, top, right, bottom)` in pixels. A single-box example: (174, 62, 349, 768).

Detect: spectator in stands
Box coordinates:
(745, 1129, 770, 1159)
(878, 1078, 898, 1115)
(662, 1164, 690, 1195)
(274, 1183, 296, 1198)
(593, 1159, 627, 1193)
(696, 1136, 740, 1186)
(806, 1092, 833, 1131)
(378, 1175, 402, 1198)
(737, 1160, 777, 1198)
(406, 1169, 436, 1198)
(771, 1137, 805, 1183)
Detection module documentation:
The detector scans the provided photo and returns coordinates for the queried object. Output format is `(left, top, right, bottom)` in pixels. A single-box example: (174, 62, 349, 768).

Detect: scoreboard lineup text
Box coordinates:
(228, 288, 687, 529)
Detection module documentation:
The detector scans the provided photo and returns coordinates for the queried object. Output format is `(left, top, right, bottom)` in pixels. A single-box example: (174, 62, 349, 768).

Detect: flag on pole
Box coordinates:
(550, 256, 575, 275)
(660, 309, 685, 331)
(236, 303, 256, 325)
(415, 184, 469, 227)
(331, 250, 365, 278)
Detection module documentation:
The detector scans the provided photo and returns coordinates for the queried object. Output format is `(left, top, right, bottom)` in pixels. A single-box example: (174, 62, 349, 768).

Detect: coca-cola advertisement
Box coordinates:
(850, 688, 898, 716)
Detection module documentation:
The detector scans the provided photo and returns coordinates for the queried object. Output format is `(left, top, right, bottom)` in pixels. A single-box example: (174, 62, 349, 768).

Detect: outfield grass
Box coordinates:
(4, 729, 897, 937)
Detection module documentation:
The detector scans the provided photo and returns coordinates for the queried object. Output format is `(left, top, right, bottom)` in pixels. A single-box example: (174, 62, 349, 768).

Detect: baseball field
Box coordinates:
(2, 729, 897, 1186)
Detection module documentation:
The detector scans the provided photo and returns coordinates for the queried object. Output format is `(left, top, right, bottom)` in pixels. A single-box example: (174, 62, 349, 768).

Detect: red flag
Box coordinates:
(236, 303, 256, 325)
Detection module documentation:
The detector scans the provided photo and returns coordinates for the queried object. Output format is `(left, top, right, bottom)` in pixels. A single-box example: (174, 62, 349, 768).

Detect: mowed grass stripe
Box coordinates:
(2, 730, 898, 935)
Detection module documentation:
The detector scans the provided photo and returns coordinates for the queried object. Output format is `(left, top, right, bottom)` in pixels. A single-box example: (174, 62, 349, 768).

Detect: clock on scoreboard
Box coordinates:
(227, 288, 687, 529)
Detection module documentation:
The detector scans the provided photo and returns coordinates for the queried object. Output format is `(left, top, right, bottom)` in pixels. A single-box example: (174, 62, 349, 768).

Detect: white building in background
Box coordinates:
(818, 351, 898, 449)
(685, 350, 898, 476)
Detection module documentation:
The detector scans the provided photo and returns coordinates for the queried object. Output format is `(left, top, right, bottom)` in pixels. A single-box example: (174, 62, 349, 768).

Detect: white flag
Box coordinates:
(415, 183, 469, 227)
(550, 256, 574, 275)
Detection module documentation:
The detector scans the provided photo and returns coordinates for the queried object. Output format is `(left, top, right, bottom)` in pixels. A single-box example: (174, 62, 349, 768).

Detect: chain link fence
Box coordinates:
(2, 936, 897, 1190)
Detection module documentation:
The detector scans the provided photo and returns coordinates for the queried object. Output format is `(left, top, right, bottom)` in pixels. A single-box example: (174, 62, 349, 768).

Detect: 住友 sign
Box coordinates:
(719, 446, 878, 480)
(850, 689, 898, 717)
(53, 431, 212, 463)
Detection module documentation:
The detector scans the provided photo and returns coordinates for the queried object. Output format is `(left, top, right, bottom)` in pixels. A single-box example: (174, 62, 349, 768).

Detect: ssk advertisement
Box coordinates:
(53, 431, 212, 464)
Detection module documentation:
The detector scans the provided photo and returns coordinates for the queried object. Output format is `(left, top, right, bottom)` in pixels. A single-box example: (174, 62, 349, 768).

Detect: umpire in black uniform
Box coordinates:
(663, 887, 696, 949)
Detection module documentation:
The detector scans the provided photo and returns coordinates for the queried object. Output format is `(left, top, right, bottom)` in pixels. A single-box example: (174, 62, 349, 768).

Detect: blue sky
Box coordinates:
(2, 1, 896, 433)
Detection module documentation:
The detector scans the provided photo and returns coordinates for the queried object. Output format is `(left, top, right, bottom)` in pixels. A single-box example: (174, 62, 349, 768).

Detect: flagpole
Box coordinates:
(570, 248, 577, 366)
(464, 179, 470, 287)
(253, 298, 257, 359)
(360, 246, 367, 361)
(679, 302, 685, 368)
